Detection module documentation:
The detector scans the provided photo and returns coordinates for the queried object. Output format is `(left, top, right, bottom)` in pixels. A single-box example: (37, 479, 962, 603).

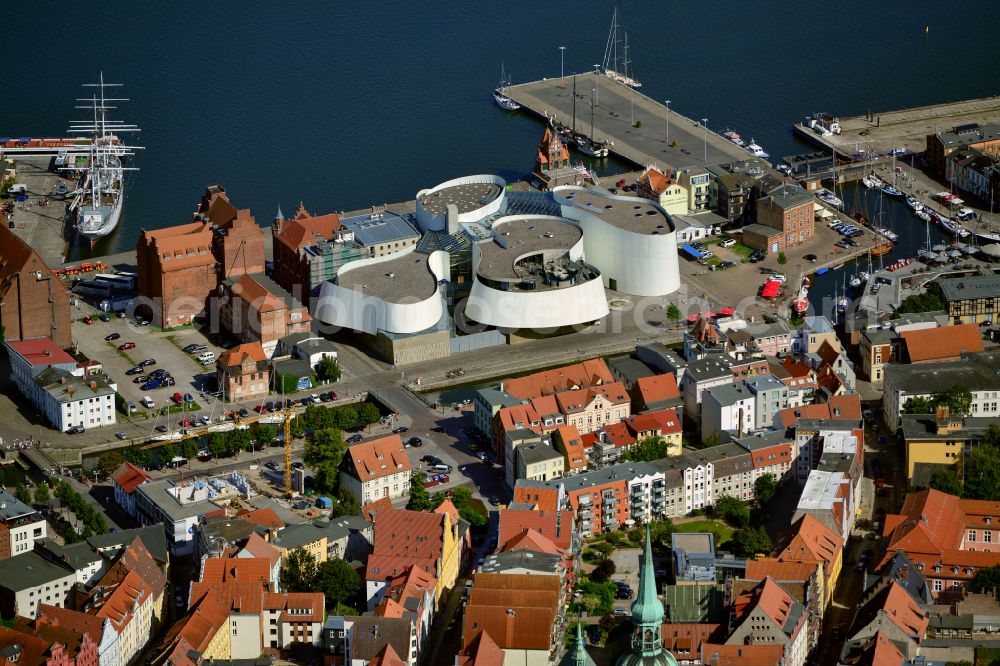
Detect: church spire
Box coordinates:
(615, 525, 676, 666)
(562, 622, 595, 666)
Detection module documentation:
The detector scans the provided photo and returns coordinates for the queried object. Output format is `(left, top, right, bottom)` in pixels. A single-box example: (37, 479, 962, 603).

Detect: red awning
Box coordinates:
(687, 314, 700, 322)
(719, 307, 735, 315)
(761, 281, 781, 298)
(703, 312, 717, 318)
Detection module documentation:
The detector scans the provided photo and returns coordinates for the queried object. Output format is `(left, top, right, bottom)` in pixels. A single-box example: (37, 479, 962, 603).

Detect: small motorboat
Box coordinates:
(939, 217, 968, 237)
(745, 140, 769, 158)
(905, 195, 923, 211)
(849, 274, 862, 289)
(880, 183, 904, 197)
(816, 190, 843, 208)
(916, 209, 932, 223)
(722, 130, 745, 146)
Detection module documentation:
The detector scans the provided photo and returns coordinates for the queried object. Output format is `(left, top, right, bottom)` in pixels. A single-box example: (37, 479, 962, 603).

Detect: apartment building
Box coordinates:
(0, 491, 47, 559)
(339, 434, 412, 505)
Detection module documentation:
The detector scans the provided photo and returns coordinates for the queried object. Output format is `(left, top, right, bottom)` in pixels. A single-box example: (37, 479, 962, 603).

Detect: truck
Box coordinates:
(140, 396, 155, 409)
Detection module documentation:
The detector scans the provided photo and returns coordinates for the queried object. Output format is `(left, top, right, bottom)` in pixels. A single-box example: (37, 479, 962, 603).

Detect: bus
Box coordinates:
(93, 272, 136, 291)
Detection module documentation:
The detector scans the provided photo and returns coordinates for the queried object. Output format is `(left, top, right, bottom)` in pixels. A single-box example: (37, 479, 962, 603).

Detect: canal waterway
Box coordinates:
(2, 2, 999, 260)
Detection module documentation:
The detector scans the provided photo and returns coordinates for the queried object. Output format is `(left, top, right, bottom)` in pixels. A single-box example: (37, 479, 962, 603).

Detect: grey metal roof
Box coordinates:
(340, 211, 420, 247)
(936, 122, 1000, 149)
(480, 550, 561, 575)
(885, 351, 1000, 393)
(745, 320, 791, 340)
(518, 443, 562, 466)
(136, 479, 223, 522)
(272, 516, 372, 550)
(938, 274, 1000, 302)
(684, 357, 732, 382)
(900, 414, 1000, 442)
(762, 184, 813, 210)
(608, 356, 656, 383)
(705, 381, 753, 408)
(636, 341, 687, 374)
(733, 429, 791, 452)
(672, 532, 714, 557)
(87, 524, 169, 563)
(35, 367, 115, 404)
(348, 616, 414, 662)
(0, 551, 75, 592)
(0, 491, 36, 522)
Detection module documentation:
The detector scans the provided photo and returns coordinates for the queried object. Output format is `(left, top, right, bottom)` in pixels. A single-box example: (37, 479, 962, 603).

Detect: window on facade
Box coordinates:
(969, 530, 977, 542)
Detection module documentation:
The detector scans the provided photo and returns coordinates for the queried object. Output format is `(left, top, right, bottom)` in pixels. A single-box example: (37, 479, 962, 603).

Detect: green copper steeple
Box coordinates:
(562, 622, 596, 666)
(615, 525, 677, 666)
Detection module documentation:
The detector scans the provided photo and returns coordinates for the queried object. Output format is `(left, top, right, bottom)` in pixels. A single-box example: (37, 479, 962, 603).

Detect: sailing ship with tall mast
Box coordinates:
(66, 74, 141, 246)
(493, 62, 521, 111)
(601, 3, 641, 88)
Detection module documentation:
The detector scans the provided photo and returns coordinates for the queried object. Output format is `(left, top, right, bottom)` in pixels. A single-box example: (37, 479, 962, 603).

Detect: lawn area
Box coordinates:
(728, 242, 754, 258)
(673, 519, 734, 547)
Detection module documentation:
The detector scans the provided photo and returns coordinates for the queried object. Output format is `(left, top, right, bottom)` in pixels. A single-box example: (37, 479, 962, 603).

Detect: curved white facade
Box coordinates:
(312, 247, 449, 335)
(415, 174, 507, 232)
(553, 186, 681, 296)
(465, 215, 610, 330)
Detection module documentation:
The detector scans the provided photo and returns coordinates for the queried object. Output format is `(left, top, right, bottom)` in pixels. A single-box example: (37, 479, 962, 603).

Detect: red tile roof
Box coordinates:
(366, 509, 447, 582)
(601, 421, 637, 449)
(5, 338, 76, 367)
(635, 372, 680, 404)
(879, 581, 929, 640)
(553, 424, 587, 472)
(699, 643, 785, 666)
(217, 341, 267, 368)
(346, 434, 411, 482)
(201, 557, 273, 586)
(264, 591, 324, 622)
(96, 569, 153, 633)
(902, 323, 985, 363)
(276, 207, 342, 252)
(752, 578, 802, 636)
(659, 623, 721, 659)
(639, 166, 671, 195)
(555, 381, 630, 413)
(458, 629, 505, 666)
(498, 508, 573, 550)
(775, 393, 861, 429)
(35, 604, 106, 645)
(511, 485, 560, 512)
(500, 529, 563, 556)
(744, 558, 820, 584)
(369, 643, 407, 666)
(239, 507, 285, 530)
(503, 359, 614, 399)
(774, 515, 843, 576)
(112, 461, 151, 494)
(852, 630, 906, 666)
(240, 532, 281, 567)
(0, 626, 53, 666)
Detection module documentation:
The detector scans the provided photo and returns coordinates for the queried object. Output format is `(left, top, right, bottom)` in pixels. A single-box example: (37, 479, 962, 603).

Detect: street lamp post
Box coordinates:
(559, 46, 566, 87)
(593, 64, 600, 106)
(665, 100, 671, 142)
(702, 118, 708, 162)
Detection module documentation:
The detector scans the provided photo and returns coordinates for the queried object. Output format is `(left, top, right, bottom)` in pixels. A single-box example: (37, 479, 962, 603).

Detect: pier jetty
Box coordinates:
(505, 71, 753, 170)
(793, 96, 1000, 155)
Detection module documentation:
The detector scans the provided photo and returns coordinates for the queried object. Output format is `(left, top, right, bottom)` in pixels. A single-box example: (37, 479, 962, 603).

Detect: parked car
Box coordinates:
(67, 425, 85, 434)
(118, 342, 136, 350)
(407, 437, 423, 447)
(767, 274, 787, 284)
(612, 608, 629, 617)
(719, 238, 736, 248)
(83, 317, 93, 325)
(99, 313, 110, 322)
(155, 425, 168, 434)
(171, 392, 184, 405)
(347, 434, 363, 443)
(132, 375, 147, 384)
(393, 426, 409, 434)
(139, 358, 156, 368)
(125, 366, 144, 375)
(718, 260, 737, 269)
(760, 267, 777, 275)
(105, 332, 121, 341)
(161, 377, 176, 387)
(183, 393, 194, 403)
(115, 432, 128, 440)
(432, 426, 446, 433)
(141, 380, 162, 391)
(319, 393, 332, 403)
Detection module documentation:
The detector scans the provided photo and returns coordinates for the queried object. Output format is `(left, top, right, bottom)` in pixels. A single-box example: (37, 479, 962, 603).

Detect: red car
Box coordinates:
(179, 418, 192, 427)
(83, 316, 93, 325)
(254, 404, 267, 413)
(118, 342, 136, 350)
(172, 392, 184, 405)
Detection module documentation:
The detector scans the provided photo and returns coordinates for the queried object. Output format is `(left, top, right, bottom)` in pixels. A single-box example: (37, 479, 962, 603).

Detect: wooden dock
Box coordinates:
(793, 95, 1000, 156)
(505, 72, 755, 171)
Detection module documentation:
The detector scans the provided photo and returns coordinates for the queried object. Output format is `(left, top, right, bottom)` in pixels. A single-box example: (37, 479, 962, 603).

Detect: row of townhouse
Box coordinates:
(513, 435, 796, 536)
(882, 350, 1000, 427)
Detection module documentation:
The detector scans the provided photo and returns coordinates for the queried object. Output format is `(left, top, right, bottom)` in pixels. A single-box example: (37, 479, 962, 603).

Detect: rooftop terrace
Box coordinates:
(418, 182, 503, 217)
(558, 188, 673, 235)
(338, 251, 440, 303)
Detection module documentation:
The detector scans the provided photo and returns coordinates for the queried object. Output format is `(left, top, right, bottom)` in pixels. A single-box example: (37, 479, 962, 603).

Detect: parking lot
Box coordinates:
(678, 214, 880, 317)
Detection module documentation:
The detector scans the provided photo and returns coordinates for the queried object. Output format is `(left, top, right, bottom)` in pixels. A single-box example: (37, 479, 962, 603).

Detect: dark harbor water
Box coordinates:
(1, 1, 999, 262)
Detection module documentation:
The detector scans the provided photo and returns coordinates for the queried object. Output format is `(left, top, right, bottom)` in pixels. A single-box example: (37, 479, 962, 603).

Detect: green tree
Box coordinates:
(962, 431, 1000, 500)
(622, 436, 670, 462)
(932, 385, 972, 416)
(329, 486, 359, 519)
(207, 433, 227, 459)
(777, 251, 787, 265)
(731, 525, 773, 558)
(599, 613, 616, 632)
(929, 469, 962, 496)
(712, 495, 751, 528)
(666, 303, 681, 328)
(895, 290, 944, 315)
(253, 424, 277, 449)
(305, 428, 347, 468)
(591, 558, 617, 583)
(332, 406, 358, 431)
(754, 474, 778, 509)
(281, 548, 319, 593)
(290, 415, 306, 439)
(34, 483, 50, 505)
(97, 451, 125, 476)
(459, 506, 488, 529)
(407, 473, 434, 511)
(312, 462, 340, 496)
(124, 446, 150, 468)
(316, 558, 360, 608)
(972, 565, 1000, 597)
(315, 356, 342, 383)
(649, 520, 674, 548)
(181, 439, 199, 460)
(160, 442, 179, 464)
(225, 428, 252, 456)
(902, 396, 933, 414)
(357, 403, 381, 427)
(14, 483, 31, 505)
(303, 405, 334, 431)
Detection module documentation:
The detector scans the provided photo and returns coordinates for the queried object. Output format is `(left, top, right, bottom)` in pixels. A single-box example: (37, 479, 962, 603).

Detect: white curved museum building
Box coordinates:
(313, 246, 449, 335)
(465, 215, 609, 330)
(415, 174, 507, 233)
(552, 186, 680, 296)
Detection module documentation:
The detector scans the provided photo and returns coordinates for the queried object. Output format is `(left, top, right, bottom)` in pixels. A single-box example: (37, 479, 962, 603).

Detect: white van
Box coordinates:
(431, 464, 452, 473)
(719, 238, 736, 249)
(140, 396, 155, 409)
(198, 351, 216, 364)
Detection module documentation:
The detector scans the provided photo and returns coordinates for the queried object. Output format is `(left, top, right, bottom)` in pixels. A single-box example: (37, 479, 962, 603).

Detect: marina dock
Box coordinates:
(4, 154, 75, 267)
(793, 95, 1000, 156)
(505, 72, 754, 170)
